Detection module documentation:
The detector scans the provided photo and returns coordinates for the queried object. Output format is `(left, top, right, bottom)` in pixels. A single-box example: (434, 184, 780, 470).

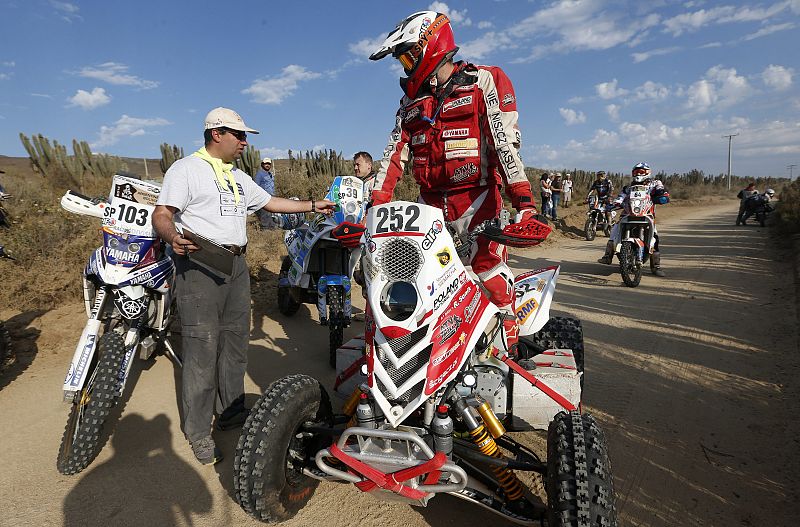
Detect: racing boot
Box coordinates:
(597, 241, 614, 264)
(650, 251, 666, 277)
(502, 315, 521, 357)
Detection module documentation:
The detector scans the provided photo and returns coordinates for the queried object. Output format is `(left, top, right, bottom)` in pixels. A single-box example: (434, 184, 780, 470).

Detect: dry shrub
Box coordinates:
(774, 179, 800, 234)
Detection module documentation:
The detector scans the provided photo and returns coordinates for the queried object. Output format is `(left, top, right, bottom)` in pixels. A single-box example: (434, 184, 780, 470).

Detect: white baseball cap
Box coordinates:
(261, 157, 272, 164)
(204, 107, 259, 133)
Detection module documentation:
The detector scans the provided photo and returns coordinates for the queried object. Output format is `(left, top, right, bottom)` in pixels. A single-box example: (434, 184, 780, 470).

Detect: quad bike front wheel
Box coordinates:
(57, 332, 125, 475)
(584, 216, 597, 241)
(619, 242, 642, 288)
(234, 374, 332, 523)
(327, 286, 345, 368)
(277, 256, 301, 317)
(547, 410, 617, 526)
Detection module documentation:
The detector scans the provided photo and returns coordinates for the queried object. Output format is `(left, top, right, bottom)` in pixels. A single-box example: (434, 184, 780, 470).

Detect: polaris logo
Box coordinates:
(443, 96, 472, 113)
(421, 220, 443, 250)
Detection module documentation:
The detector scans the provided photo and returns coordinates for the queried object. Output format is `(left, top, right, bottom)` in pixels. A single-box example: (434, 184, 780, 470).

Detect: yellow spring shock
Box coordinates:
(343, 385, 363, 428)
(460, 400, 525, 502)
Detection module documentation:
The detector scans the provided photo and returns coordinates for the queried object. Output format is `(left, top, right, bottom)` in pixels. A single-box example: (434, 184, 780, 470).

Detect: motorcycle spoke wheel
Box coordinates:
(56, 332, 125, 475)
(277, 256, 301, 316)
(584, 218, 596, 241)
(619, 243, 642, 288)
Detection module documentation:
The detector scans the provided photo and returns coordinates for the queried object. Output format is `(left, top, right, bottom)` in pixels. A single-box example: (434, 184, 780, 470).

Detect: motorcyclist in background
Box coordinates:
(741, 188, 775, 225)
(369, 10, 539, 350)
(597, 162, 669, 277)
(586, 170, 614, 226)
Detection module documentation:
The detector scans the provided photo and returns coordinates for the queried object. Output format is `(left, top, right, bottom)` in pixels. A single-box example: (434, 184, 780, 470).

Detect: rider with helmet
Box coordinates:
(587, 170, 615, 226)
(597, 162, 668, 277)
(741, 188, 775, 225)
(368, 10, 538, 351)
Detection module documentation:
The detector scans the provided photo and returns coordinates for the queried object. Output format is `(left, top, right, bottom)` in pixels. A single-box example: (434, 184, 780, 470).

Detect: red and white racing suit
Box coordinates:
(372, 61, 536, 314)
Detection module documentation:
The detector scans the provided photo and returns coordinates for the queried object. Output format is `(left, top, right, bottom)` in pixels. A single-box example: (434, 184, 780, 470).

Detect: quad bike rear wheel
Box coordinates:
(234, 374, 332, 523)
(57, 332, 125, 475)
(327, 286, 345, 368)
(619, 242, 642, 288)
(277, 256, 301, 316)
(547, 410, 617, 526)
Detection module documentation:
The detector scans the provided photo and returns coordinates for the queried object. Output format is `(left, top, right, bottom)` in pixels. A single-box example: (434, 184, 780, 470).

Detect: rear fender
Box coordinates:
(515, 266, 560, 337)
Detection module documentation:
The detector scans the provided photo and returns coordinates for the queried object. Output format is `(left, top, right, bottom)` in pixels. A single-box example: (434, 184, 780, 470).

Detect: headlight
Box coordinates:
(108, 237, 120, 248)
(380, 281, 418, 321)
(128, 242, 141, 252)
(345, 201, 357, 214)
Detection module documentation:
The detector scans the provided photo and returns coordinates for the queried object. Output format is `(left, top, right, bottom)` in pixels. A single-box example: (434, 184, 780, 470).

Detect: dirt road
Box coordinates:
(0, 201, 797, 526)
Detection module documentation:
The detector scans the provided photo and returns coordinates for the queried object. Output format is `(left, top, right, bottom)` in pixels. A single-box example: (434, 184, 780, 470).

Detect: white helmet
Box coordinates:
(765, 188, 775, 198)
(632, 162, 651, 184)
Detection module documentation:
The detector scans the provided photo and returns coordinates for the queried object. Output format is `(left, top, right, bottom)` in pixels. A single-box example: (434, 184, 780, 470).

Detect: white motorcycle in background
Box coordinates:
(57, 175, 179, 475)
(277, 175, 367, 367)
(234, 201, 617, 526)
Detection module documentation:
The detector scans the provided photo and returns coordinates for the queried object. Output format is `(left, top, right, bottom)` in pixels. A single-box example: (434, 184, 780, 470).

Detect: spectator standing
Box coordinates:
(540, 173, 552, 219)
(254, 157, 277, 229)
(550, 173, 563, 221)
(353, 151, 376, 202)
(735, 182, 758, 226)
(562, 173, 573, 207)
(152, 107, 335, 465)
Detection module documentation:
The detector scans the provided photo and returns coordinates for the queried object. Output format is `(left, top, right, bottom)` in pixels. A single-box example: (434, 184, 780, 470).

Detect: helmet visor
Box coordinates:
(396, 49, 416, 71)
(632, 168, 650, 176)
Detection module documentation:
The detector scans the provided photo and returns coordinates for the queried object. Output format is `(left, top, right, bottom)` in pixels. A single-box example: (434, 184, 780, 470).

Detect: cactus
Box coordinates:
(234, 145, 261, 178)
(159, 143, 184, 173)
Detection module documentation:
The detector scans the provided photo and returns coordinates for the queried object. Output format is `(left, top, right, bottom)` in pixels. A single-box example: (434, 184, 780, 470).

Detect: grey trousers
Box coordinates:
(174, 254, 250, 442)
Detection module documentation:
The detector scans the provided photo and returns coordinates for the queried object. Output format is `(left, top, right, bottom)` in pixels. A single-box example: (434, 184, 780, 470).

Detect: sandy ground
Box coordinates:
(0, 201, 797, 527)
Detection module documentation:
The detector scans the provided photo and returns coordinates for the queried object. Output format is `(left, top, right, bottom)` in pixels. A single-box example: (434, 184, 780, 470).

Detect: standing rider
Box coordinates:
(597, 162, 668, 277)
(369, 11, 539, 350)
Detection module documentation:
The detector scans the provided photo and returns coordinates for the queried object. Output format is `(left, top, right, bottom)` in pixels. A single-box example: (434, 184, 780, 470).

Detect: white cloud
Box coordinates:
(78, 62, 158, 89)
(596, 79, 629, 100)
(92, 115, 171, 149)
(49, 0, 81, 23)
(0, 73, 10, 81)
(349, 34, 387, 59)
(2, 61, 14, 67)
(31, 93, 52, 98)
(762, 64, 793, 90)
(606, 104, 620, 121)
(477, 20, 493, 29)
(686, 79, 716, 111)
(744, 22, 796, 40)
(685, 65, 754, 112)
(429, 2, 472, 26)
(632, 46, 680, 63)
(699, 41, 723, 48)
(243, 65, 321, 105)
(663, 2, 791, 36)
(559, 107, 586, 125)
(633, 81, 670, 101)
(67, 87, 111, 110)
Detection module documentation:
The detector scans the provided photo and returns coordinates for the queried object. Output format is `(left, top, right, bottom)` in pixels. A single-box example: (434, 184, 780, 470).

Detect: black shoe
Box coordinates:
(190, 436, 223, 465)
(216, 396, 249, 431)
(320, 317, 328, 326)
(343, 317, 351, 328)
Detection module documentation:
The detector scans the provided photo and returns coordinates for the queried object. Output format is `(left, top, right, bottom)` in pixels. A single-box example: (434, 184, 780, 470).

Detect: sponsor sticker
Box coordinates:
(452, 163, 478, 183)
(445, 138, 479, 151)
(515, 298, 539, 325)
(437, 247, 452, 267)
(412, 133, 426, 146)
(438, 315, 463, 344)
(433, 276, 460, 310)
(442, 95, 473, 113)
(445, 150, 479, 160)
(421, 219, 444, 250)
(106, 248, 141, 264)
(404, 106, 421, 122)
(442, 128, 469, 138)
(502, 93, 516, 106)
(463, 291, 481, 323)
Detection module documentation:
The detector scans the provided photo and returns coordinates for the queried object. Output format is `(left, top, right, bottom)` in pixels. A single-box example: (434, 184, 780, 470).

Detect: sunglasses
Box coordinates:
(220, 128, 247, 141)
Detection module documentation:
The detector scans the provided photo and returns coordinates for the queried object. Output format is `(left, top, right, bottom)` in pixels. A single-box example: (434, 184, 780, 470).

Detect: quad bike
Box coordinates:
(584, 195, 615, 241)
(56, 175, 180, 475)
(277, 175, 367, 367)
(611, 185, 663, 288)
(235, 201, 617, 526)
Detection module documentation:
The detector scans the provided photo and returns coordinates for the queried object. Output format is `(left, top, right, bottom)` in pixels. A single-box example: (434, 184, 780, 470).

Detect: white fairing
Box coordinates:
(362, 201, 499, 428)
(514, 266, 560, 337)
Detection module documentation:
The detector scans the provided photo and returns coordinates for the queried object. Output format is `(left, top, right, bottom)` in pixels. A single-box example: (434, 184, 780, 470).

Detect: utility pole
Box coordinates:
(722, 133, 739, 190)
(789, 164, 797, 180)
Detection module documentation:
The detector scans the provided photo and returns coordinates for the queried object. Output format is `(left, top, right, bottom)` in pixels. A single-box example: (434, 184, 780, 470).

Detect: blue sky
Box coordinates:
(1, 0, 798, 178)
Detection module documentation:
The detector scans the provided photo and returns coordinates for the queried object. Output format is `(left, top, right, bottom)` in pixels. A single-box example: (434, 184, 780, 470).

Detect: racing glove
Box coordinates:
(370, 190, 392, 207)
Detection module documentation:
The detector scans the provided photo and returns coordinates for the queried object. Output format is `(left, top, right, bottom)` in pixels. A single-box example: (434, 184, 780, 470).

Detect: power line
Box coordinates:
(722, 133, 739, 191)
(788, 164, 797, 180)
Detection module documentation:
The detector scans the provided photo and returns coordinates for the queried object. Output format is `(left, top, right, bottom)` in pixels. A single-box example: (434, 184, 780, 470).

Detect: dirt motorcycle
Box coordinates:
(56, 175, 179, 475)
(1, 192, 15, 372)
(235, 201, 617, 526)
(612, 185, 663, 288)
(584, 195, 615, 241)
(277, 175, 367, 367)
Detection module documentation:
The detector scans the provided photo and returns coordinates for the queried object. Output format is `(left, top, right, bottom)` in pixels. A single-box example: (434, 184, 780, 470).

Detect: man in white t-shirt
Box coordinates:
(353, 151, 375, 202)
(153, 107, 334, 465)
(562, 173, 573, 207)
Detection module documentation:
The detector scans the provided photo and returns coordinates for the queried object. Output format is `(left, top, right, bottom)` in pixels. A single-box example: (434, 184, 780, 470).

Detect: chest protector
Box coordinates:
(401, 69, 497, 192)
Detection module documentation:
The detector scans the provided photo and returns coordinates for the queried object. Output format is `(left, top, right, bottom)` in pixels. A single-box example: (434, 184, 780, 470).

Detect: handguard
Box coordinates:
(332, 222, 367, 248)
(60, 190, 109, 219)
(479, 214, 552, 248)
